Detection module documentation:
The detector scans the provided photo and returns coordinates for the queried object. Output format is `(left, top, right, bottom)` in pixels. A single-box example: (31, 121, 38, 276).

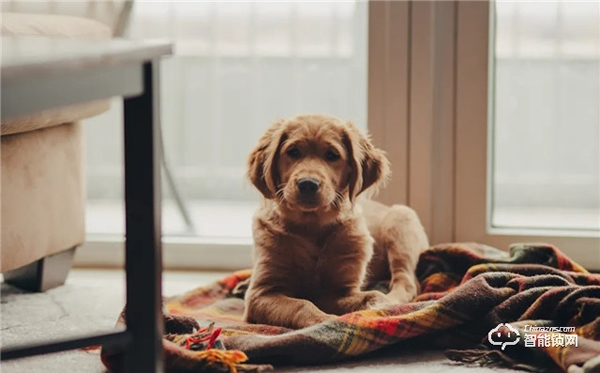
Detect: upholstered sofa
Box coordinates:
(1, 12, 112, 291)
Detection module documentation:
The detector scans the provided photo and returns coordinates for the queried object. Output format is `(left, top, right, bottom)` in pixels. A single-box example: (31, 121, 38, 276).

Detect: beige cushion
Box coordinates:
(1, 12, 111, 39)
(1, 1, 130, 34)
(1, 123, 85, 272)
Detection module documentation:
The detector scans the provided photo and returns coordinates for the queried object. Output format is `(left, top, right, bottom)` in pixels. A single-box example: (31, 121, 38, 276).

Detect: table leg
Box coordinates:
(123, 61, 164, 373)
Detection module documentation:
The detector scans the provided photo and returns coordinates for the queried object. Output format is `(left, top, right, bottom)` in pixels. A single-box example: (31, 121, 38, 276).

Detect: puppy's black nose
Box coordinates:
(297, 178, 320, 195)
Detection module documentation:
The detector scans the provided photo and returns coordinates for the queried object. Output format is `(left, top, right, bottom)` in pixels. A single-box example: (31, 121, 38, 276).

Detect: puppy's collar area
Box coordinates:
(281, 219, 345, 246)
(273, 198, 354, 226)
(277, 208, 353, 232)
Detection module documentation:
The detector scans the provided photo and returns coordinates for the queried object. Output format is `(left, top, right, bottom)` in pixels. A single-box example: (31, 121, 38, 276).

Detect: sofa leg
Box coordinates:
(3, 247, 76, 292)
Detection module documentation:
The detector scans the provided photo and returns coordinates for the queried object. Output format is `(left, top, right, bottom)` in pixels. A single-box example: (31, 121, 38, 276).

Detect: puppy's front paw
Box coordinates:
(362, 291, 393, 310)
(298, 313, 337, 328)
(387, 284, 418, 304)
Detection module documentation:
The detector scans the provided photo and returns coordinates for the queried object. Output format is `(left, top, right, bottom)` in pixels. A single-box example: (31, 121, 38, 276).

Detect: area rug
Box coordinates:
(100, 243, 600, 373)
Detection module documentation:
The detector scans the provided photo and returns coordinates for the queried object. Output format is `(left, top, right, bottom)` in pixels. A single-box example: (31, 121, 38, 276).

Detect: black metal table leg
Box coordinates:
(123, 61, 164, 373)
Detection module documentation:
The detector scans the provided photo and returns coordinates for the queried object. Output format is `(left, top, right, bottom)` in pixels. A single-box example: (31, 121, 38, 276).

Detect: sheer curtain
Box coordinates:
(85, 1, 368, 237)
(492, 0, 600, 230)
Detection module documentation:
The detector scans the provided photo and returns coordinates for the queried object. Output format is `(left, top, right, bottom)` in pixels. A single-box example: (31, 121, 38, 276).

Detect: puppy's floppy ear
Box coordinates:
(343, 121, 390, 201)
(247, 120, 287, 198)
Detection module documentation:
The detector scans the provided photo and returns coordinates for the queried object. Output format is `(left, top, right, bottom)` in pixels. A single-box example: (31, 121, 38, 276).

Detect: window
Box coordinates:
(80, 1, 368, 267)
(454, 1, 600, 269)
(79, 1, 599, 271)
(491, 1, 599, 232)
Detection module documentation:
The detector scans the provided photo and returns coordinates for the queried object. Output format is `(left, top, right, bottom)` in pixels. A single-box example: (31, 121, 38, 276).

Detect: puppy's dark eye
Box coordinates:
(325, 150, 340, 162)
(286, 147, 301, 159)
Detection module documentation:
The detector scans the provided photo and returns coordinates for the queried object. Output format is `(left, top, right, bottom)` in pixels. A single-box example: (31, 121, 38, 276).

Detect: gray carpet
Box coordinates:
(1, 269, 518, 372)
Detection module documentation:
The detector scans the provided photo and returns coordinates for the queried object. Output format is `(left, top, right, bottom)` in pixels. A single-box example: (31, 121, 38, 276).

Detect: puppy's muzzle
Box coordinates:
(297, 178, 320, 196)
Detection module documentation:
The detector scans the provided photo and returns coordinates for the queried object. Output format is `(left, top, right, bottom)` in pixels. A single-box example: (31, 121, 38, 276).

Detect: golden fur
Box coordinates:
(244, 114, 429, 329)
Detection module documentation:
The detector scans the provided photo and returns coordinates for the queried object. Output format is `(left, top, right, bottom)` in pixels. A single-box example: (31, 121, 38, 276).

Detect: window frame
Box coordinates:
(454, 1, 600, 269)
(76, 235, 253, 270)
(368, 0, 457, 245)
(369, 0, 599, 271)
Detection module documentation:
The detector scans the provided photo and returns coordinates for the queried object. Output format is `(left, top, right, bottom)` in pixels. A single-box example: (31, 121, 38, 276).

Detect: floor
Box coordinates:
(0, 269, 519, 373)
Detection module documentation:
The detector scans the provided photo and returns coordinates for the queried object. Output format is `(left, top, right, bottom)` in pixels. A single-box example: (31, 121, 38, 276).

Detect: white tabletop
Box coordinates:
(1, 36, 173, 119)
(1, 36, 172, 81)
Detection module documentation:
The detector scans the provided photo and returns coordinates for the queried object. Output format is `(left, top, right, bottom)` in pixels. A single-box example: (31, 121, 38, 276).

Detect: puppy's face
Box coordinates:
(276, 121, 349, 211)
(248, 114, 390, 214)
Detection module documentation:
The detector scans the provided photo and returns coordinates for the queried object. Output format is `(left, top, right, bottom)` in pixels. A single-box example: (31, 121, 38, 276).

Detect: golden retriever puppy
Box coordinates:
(244, 114, 429, 329)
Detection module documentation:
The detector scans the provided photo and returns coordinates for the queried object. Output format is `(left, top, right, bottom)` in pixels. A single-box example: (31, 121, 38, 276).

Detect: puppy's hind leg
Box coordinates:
(380, 205, 429, 303)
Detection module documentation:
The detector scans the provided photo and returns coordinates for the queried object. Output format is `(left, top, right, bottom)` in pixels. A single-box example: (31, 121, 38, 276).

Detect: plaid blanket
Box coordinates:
(101, 243, 600, 373)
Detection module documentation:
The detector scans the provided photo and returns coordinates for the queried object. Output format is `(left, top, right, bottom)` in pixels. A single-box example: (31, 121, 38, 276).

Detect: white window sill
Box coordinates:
(79, 199, 256, 270)
(75, 235, 253, 271)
